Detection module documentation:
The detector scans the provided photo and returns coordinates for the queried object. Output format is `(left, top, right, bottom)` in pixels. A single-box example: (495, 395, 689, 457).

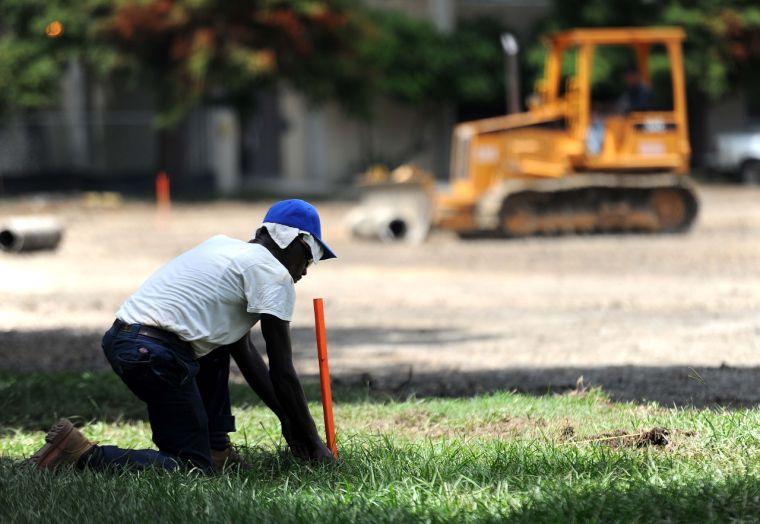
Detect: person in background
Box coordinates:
(616, 67, 654, 114)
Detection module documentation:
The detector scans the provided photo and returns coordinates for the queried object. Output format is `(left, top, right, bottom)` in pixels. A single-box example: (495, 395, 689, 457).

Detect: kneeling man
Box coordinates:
(29, 199, 336, 473)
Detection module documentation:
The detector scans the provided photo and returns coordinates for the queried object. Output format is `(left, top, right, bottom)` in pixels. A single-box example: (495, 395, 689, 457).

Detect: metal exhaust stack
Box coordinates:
(500, 33, 521, 114)
(0, 217, 63, 253)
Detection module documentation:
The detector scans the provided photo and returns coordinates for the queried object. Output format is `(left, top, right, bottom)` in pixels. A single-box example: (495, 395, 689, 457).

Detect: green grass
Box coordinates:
(1, 371, 759, 523)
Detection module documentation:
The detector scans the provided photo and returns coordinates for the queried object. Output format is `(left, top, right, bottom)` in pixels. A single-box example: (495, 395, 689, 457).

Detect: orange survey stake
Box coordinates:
(155, 171, 171, 211)
(313, 298, 338, 458)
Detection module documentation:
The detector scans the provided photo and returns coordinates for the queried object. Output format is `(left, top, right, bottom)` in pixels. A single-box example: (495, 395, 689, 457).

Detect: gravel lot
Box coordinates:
(2, 185, 759, 406)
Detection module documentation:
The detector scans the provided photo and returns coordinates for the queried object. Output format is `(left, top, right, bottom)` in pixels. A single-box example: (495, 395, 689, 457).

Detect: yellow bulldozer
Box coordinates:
(348, 27, 698, 241)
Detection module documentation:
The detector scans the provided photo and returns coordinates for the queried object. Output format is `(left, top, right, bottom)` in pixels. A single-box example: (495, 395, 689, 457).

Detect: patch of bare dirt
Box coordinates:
(3, 187, 760, 407)
(367, 410, 548, 439)
(559, 424, 576, 439)
(581, 427, 698, 448)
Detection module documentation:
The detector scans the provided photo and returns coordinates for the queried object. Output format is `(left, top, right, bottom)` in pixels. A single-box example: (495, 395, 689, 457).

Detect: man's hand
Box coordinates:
(307, 440, 336, 464)
(281, 419, 335, 464)
(281, 419, 309, 460)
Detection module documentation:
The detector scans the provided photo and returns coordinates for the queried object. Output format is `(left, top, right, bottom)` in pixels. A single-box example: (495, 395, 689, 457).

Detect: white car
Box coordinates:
(706, 128, 760, 184)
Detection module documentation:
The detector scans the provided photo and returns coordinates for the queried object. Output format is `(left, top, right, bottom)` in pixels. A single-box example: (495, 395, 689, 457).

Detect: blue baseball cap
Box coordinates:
(263, 199, 336, 260)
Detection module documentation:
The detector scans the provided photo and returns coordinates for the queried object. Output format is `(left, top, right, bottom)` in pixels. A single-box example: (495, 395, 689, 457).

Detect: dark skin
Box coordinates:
(227, 228, 334, 463)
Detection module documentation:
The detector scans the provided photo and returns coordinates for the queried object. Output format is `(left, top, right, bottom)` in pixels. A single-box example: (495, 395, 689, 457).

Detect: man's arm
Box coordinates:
(228, 334, 286, 421)
(228, 334, 311, 459)
(260, 313, 334, 461)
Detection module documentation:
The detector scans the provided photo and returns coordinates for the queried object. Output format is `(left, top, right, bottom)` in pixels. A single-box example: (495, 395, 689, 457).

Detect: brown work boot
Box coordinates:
(211, 446, 251, 472)
(28, 419, 95, 470)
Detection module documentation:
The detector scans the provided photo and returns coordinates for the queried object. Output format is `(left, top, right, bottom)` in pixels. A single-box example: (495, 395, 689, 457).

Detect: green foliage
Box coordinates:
(100, 0, 374, 125)
(358, 12, 509, 113)
(0, 0, 513, 124)
(0, 0, 115, 113)
(0, 0, 374, 123)
(5, 0, 756, 124)
(661, 2, 760, 98)
(529, 0, 760, 100)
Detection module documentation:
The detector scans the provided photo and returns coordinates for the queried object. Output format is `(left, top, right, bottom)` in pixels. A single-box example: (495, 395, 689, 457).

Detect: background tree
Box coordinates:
(4, 0, 756, 132)
(104, 2, 516, 123)
(102, 0, 373, 125)
(357, 11, 510, 113)
(0, 0, 374, 122)
(0, 0, 115, 115)
(526, 0, 760, 102)
(0, 0, 515, 124)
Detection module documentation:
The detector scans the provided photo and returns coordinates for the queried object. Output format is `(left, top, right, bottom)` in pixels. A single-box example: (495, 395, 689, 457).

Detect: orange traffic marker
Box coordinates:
(155, 171, 171, 211)
(313, 298, 338, 458)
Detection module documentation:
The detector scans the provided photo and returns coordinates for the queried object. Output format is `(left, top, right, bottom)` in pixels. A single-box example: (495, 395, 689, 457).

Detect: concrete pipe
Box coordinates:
(0, 217, 63, 253)
(346, 182, 434, 244)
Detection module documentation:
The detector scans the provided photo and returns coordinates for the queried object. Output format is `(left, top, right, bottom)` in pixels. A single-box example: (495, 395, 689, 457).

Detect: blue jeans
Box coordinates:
(80, 321, 236, 473)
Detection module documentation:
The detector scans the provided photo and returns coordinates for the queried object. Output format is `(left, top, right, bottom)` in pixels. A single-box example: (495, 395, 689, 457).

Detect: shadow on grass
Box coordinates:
(505, 474, 760, 522)
(355, 365, 760, 409)
(0, 370, 377, 432)
(0, 325, 495, 374)
(2, 327, 759, 417)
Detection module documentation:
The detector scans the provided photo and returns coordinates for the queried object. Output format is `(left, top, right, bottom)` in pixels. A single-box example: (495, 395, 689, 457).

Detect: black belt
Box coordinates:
(114, 319, 191, 350)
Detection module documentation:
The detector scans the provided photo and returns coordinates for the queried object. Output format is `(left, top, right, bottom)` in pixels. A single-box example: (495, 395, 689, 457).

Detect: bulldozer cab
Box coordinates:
(539, 27, 690, 173)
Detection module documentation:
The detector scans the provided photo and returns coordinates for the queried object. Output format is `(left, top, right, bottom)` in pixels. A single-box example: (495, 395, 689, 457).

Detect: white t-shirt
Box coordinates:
(116, 235, 295, 358)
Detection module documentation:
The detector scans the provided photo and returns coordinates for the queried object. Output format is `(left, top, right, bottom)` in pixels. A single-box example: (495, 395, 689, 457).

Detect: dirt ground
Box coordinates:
(2, 185, 759, 407)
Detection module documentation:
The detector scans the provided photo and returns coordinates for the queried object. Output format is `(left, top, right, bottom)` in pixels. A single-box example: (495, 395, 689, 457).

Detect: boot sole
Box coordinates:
(30, 419, 75, 470)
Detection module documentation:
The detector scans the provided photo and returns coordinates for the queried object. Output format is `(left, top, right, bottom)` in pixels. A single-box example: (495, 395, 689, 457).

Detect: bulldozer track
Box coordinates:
(476, 174, 698, 237)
